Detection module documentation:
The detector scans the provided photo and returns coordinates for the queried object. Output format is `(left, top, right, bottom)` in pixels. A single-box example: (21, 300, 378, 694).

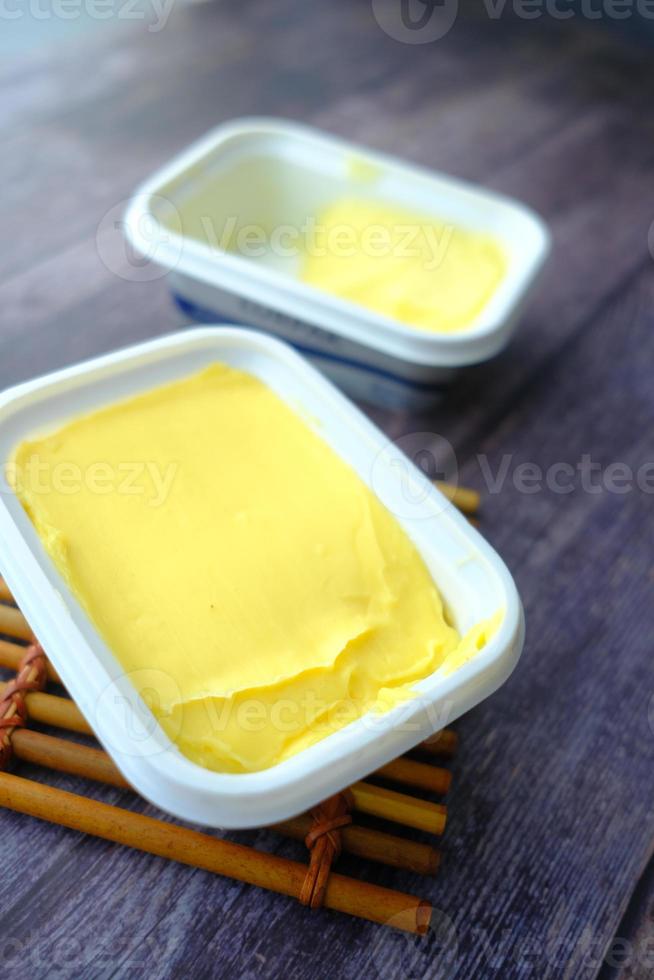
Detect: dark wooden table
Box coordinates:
(2, 3, 654, 978)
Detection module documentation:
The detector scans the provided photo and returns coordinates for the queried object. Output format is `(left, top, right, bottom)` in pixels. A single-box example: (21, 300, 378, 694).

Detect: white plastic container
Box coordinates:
(124, 118, 550, 410)
(0, 328, 524, 828)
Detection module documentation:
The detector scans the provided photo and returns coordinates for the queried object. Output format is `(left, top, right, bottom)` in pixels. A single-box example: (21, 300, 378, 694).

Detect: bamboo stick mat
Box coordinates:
(0, 580, 459, 935)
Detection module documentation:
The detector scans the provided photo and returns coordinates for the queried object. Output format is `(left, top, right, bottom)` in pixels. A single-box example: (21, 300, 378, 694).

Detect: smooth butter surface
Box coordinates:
(10, 364, 498, 772)
(301, 199, 506, 333)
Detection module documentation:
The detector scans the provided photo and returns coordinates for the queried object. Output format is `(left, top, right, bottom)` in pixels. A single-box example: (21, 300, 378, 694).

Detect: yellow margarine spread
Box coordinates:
(300, 199, 506, 334)
(9, 364, 499, 773)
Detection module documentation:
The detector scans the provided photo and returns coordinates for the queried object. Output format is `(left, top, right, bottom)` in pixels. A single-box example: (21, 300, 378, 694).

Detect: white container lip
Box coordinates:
(0, 328, 524, 828)
(124, 117, 551, 368)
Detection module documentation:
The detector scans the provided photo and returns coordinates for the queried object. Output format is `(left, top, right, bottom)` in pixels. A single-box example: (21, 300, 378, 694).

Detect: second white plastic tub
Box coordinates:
(0, 327, 524, 828)
(124, 118, 551, 410)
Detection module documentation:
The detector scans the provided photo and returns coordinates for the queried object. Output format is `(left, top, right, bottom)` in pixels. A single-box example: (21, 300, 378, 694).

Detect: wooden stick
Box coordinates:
(0, 682, 90, 734)
(11, 728, 125, 787)
(1, 654, 42, 759)
(273, 814, 439, 876)
(418, 730, 459, 759)
(350, 783, 446, 836)
(2, 683, 446, 833)
(0, 638, 62, 684)
(376, 757, 451, 795)
(434, 481, 480, 515)
(11, 728, 439, 875)
(0, 772, 431, 933)
(0, 603, 33, 643)
(0, 588, 453, 835)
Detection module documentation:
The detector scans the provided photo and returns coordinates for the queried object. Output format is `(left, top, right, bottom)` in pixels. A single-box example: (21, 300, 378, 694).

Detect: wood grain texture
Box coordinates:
(1, 3, 654, 978)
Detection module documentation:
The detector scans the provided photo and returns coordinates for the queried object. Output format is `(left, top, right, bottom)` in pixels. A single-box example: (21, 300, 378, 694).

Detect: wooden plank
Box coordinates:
(433, 267, 654, 979)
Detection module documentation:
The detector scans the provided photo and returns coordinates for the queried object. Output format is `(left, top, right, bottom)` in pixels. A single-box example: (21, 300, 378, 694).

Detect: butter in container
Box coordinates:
(0, 328, 524, 828)
(124, 118, 551, 410)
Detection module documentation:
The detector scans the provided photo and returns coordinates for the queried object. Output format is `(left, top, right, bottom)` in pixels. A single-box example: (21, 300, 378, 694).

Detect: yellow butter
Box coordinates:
(301, 199, 506, 333)
(9, 364, 500, 772)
